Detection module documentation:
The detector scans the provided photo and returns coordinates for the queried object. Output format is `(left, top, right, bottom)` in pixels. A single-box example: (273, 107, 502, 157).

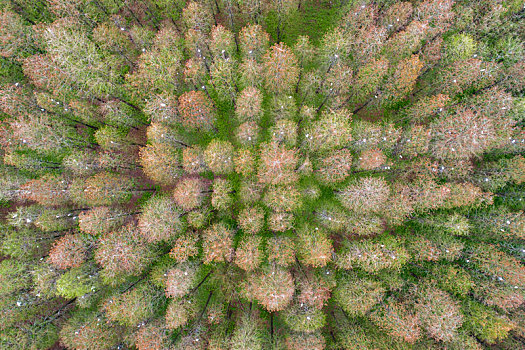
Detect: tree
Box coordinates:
(257, 142, 298, 185)
(270, 119, 297, 146)
(382, 2, 413, 33)
(433, 59, 500, 96)
(244, 266, 294, 312)
(70, 172, 136, 206)
(172, 177, 210, 211)
(164, 261, 201, 298)
(469, 209, 525, 240)
(92, 21, 138, 66)
(406, 231, 464, 262)
(318, 28, 350, 71)
(210, 58, 237, 102)
(383, 54, 424, 102)
(238, 58, 263, 88)
(146, 122, 189, 147)
(237, 206, 265, 234)
(59, 310, 124, 350)
(333, 273, 385, 317)
(413, 283, 464, 342)
(415, 0, 455, 37)
(0, 165, 28, 202)
(1, 226, 55, 260)
(304, 109, 352, 153)
(444, 33, 477, 62)
(42, 18, 120, 99)
(229, 311, 267, 350)
(184, 28, 210, 62)
(7, 205, 74, 232)
(235, 87, 263, 123)
(202, 222, 234, 264)
(472, 276, 524, 312)
(94, 224, 156, 285)
(430, 265, 474, 298)
(234, 148, 255, 176)
(127, 25, 183, 98)
(383, 20, 430, 63)
(9, 113, 91, 153)
(293, 35, 315, 70)
(103, 282, 165, 327)
(55, 261, 101, 299)
(209, 24, 236, 59)
(62, 150, 101, 176)
(211, 178, 234, 211)
(182, 146, 207, 174)
(296, 269, 334, 309)
(183, 57, 208, 90)
(295, 224, 333, 267)
(177, 205, 205, 230)
(101, 99, 145, 129)
(169, 233, 200, 263)
(94, 126, 139, 152)
(357, 148, 387, 170)
(336, 236, 410, 273)
(236, 121, 260, 146)
(369, 298, 421, 343)
(138, 195, 186, 242)
(178, 90, 216, 131)
(134, 320, 173, 350)
(165, 296, 198, 330)
(144, 93, 179, 125)
(204, 139, 234, 174)
(0, 10, 34, 58)
(284, 331, 325, 350)
(0, 259, 31, 298)
(268, 211, 295, 232)
(404, 94, 450, 123)
(337, 177, 390, 214)
(235, 235, 263, 271)
(267, 236, 295, 266)
(48, 233, 92, 270)
(280, 301, 326, 333)
(262, 43, 299, 94)
(239, 24, 269, 61)
(463, 301, 515, 344)
(19, 174, 70, 206)
(182, 1, 214, 32)
(315, 149, 353, 185)
(78, 206, 129, 236)
(139, 143, 183, 186)
(430, 107, 499, 160)
(349, 120, 401, 153)
(338, 3, 386, 66)
(468, 244, 525, 288)
(263, 185, 302, 212)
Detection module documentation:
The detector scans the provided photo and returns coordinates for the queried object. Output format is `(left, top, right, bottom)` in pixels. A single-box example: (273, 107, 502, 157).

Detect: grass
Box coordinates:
(265, 0, 343, 46)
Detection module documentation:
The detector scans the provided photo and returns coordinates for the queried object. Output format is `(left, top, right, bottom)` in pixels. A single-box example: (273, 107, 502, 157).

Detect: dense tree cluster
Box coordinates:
(0, 0, 524, 349)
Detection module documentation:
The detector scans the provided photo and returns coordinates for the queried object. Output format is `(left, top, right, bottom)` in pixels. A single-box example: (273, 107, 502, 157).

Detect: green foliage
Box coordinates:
(103, 282, 165, 327)
(463, 301, 515, 344)
(0, 259, 31, 297)
(55, 263, 101, 299)
(281, 302, 327, 333)
(445, 34, 477, 62)
(333, 272, 385, 317)
(430, 265, 474, 297)
(59, 310, 124, 350)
